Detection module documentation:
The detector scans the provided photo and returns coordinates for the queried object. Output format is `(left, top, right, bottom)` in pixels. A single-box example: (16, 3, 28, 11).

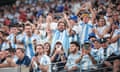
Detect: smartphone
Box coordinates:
(83, 43, 90, 50)
(35, 53, 38, 57)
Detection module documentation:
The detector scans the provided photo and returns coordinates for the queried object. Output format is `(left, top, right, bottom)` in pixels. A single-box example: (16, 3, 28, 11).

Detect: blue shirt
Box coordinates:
(16, 55, 31, 66)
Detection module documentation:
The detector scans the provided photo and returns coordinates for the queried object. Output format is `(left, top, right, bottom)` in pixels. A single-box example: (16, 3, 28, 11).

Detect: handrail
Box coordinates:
(0, 55, 118, 72)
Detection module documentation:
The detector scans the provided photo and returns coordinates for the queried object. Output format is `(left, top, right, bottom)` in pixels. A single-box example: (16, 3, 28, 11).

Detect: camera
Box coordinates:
(83, 43, 91, 50)
(35, 53, 38, 57)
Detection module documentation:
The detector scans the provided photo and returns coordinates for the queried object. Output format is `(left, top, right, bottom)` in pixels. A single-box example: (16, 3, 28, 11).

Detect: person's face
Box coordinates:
(83, 16, 89, 23)
(16, 49, 24, 58)
(108, 17, 113, 24)
(36, 45, 43, 54)
(10, 27, 18, 34)
(107, 13, 112, 19)
(69, 20, 75, 25)
(93, 41, 100, 49)
(0, 51, 5, 59)
(55, 43, 62, 49)
(113, 12, 119, 20)
(101, 42, 108, 48)
(70, 44, 77, 53)
(39, 16, 43, 22)
(112, 23, 119, 30)
(98, 19, 105, 26)
(58, 23, 65, 32)
(0, 32, 3, 37)
(107, 8, 112, 13)
(18, 27, 23, 31)
(25, 26, 32, 34)
(44, 43, 50, 52)
(5, 50, 10, 57)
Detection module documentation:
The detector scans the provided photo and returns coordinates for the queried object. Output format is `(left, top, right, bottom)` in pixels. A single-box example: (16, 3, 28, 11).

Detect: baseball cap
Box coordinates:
(88, 33, 96, 40)
(99, 38, 107, 44)
(69, 15, 78, 22)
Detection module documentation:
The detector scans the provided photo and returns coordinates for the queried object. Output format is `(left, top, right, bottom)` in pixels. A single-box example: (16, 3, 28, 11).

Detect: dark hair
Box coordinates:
(44, 42, 51, 56)
(98, 17, 106, 25)
(18, 24, 24, 28)
(9, 24, 17, 29)
(16, 48, 25, 53)
(52, 42, 64, 55)
(35, 44, 44, 51)
(7, 48, 16, 53)
(70, 41, 80, 48)
(24, 23, 32, 30)
(57, 21, 66, 27)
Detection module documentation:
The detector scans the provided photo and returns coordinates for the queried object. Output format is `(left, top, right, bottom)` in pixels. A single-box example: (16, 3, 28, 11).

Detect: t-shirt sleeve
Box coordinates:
(16, 34, 24, 42)
(25, 57, 31, 66)
(112, 30, 119, 38)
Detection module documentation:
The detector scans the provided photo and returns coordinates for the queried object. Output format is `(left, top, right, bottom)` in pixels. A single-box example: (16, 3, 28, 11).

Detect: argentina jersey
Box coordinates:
(39, 55, 51, 72)
(18, 34, 39, 59)
(6, 34, 17, 48)
(79, 23, 93, 44)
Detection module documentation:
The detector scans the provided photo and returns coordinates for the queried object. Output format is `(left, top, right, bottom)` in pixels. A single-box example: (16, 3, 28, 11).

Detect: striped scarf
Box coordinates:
(51, 30, 69, 55)
(80, 23, 93, 44)
(22, 35, 35, 59)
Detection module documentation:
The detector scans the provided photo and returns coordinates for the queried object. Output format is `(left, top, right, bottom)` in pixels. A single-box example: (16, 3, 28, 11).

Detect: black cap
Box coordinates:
(99, 38, 107, 44)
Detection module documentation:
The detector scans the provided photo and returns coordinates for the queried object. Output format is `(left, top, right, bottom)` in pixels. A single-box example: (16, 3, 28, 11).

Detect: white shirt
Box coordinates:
(80, 54, 95, 70)
(66, 52, 80, 70)
(94, 25, 107, 39)
(39, 55, 51, 72)
(111, 29, 120, 55)
(91, 48, 101, 63)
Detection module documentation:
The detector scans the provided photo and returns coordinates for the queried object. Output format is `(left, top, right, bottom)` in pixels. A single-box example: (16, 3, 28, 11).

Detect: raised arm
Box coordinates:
(89, 4, 96, 25)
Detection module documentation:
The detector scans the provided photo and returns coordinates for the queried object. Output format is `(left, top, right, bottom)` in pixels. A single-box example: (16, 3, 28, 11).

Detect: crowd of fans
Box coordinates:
(0, 0, 120, 72)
